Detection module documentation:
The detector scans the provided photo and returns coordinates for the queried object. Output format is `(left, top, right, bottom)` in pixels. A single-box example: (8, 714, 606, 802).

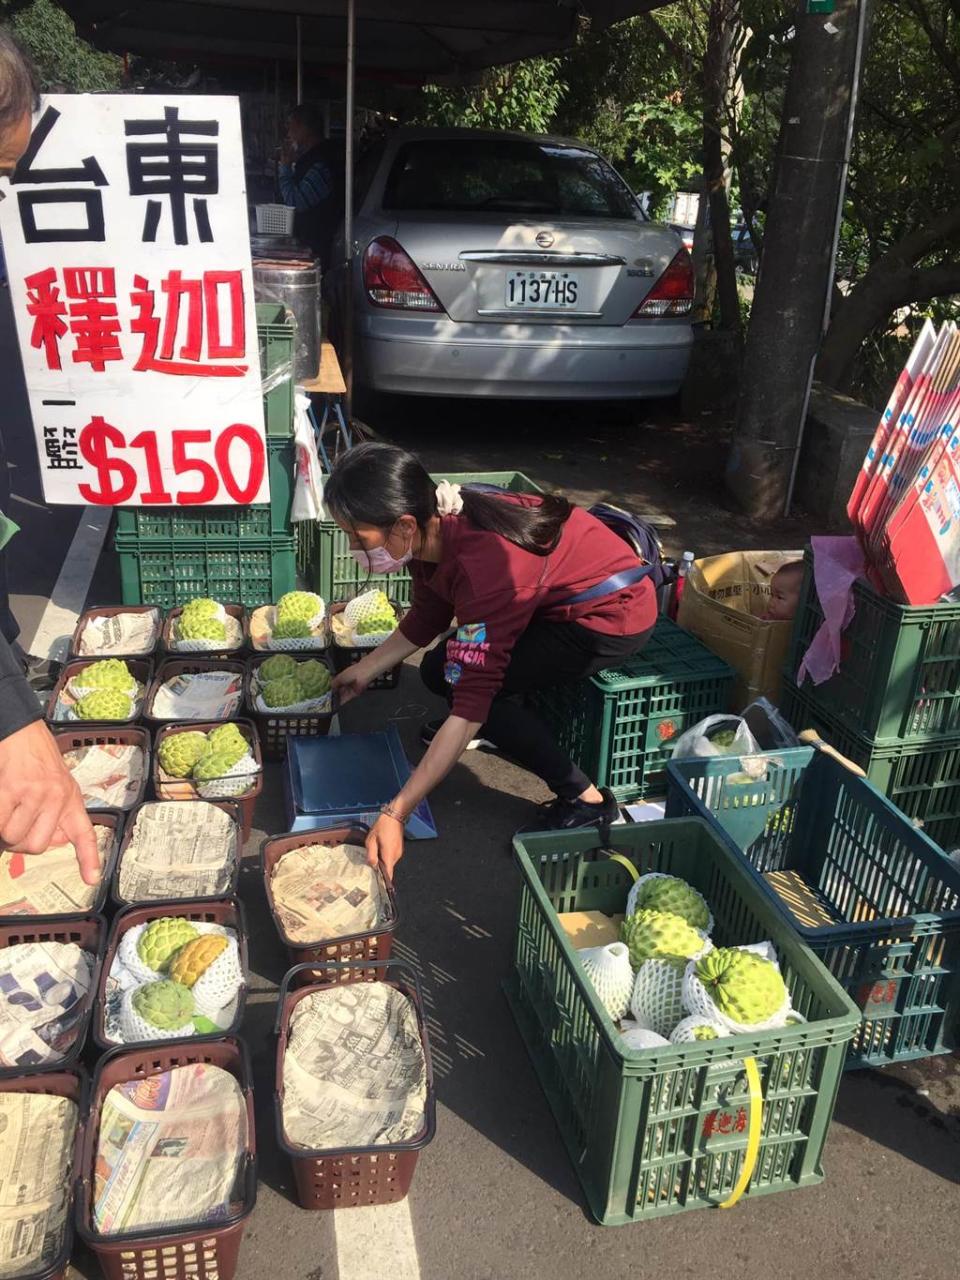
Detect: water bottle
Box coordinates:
(669, 550, 695, 620)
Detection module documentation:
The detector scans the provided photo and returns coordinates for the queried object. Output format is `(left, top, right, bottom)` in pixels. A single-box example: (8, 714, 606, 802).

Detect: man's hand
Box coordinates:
(279, 138, 296, 165)
(0, 720, 100, 885)
(365, 812, 404, 884)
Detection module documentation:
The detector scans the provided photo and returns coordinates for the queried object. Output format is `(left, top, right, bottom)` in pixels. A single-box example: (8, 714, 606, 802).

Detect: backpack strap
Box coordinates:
(561, 563, 653, 607)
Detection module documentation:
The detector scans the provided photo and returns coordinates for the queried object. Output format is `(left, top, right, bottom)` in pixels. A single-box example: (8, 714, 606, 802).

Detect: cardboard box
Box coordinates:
(678, 550, 802, 706)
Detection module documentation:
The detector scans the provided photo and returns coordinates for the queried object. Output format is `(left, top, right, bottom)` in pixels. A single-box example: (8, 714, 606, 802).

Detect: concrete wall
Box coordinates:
(794, 382, 876, 527)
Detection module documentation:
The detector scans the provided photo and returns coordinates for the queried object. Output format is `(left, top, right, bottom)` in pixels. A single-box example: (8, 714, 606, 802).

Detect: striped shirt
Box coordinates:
(278, 159, 332, 211)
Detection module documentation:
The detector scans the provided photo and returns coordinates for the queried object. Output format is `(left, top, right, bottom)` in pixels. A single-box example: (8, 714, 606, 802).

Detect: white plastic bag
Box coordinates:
(291, 392, 326, 523)
(670, 714, 761, 760)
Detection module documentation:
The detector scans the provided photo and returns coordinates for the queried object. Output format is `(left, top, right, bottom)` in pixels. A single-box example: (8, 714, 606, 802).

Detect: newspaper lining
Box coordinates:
(282, 981, 427, 1151)
(78, 610, 161, 656)
(150, 672, 243, 721)
(271, 843, 388, 943)
(0, 1092, 77, 1278)
(64, 742, 145, 810)
(0, 941, 94, 1067)
(0, 824, 112, 915)
(93, 1064, 248, 1235)
(117, 801, 238, 901)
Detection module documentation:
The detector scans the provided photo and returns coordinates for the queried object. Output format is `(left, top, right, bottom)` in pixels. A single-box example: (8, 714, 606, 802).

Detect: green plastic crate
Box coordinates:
(665, 748, 960, 1069)
(528, 618, 734, 800)
(118, 537, 296, 608)
(258, 301, 296, 437)
(782, 676, 960, 848)
(506, 818, 860, 1225)
(788, 549, 960, 743)
(308, 470, 543, 605)
(114, 436, 295, 541)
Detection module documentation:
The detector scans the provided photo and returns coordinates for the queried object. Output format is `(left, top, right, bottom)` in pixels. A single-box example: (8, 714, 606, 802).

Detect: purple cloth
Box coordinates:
(797, 536, 867, 685)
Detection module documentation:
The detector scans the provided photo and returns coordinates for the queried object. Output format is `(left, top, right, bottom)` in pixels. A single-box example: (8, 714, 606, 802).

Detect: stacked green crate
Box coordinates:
(116, 304, 297, 607)
(784, 551, 960, 846)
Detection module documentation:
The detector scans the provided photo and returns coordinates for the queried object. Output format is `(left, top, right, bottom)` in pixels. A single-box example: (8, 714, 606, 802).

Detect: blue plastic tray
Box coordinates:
(284, 726, 437, 838)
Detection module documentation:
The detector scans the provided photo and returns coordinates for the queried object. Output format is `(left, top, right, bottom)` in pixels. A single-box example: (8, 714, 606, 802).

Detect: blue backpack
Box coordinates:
(587, 502, 669, 593)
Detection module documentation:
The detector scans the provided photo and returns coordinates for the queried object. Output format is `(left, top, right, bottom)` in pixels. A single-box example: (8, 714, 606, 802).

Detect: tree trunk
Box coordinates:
(725, 0, 868, 520)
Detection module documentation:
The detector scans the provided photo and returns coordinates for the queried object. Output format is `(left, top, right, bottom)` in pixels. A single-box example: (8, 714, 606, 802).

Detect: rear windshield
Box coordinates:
(382, 139, 640, 219)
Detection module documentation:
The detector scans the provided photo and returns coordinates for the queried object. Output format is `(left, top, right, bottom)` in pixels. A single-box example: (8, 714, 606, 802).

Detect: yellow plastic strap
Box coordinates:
(604, 852, 639, 882)
(718, 1055, 763, 1209)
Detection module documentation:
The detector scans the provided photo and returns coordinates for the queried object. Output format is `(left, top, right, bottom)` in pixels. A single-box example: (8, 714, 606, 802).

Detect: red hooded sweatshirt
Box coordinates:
(398, 504, 657, 723)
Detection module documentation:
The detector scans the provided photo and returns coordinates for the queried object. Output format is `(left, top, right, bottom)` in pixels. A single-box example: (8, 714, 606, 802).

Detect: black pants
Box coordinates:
(420, 620, 653, 800)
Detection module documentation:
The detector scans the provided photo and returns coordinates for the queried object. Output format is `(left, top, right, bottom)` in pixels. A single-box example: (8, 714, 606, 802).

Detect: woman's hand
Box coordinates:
(331, 656, 377, 705)
(0, 720, 100, 885)
(365, 812, 404, 883)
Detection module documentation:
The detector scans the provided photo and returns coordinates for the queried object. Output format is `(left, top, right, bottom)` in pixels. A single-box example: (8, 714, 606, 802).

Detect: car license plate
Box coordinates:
(505, 270, 579, 309)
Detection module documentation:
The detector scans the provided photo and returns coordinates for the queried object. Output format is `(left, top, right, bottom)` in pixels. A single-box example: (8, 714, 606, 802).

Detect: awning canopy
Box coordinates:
(59, 1, 670, 80)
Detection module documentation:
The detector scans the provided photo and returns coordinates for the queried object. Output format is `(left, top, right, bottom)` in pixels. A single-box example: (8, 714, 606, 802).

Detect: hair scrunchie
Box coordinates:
(435, 480, 464, 516)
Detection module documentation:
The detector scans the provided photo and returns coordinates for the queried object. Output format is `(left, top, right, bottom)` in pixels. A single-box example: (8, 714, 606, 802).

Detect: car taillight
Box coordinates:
(633, 249, 695, 317)
(362, 236, 443, 311)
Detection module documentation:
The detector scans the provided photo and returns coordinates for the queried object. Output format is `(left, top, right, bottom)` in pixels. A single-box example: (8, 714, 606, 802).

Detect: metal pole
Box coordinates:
(343, 0, 356, 410)
(296, 14, 303, 105)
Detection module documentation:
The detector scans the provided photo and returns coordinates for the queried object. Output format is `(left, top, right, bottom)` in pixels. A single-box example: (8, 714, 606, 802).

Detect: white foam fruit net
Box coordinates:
(629, 959, 689, 1038)
(579, 942, 633, 1021)
(669, 1013, 730, 1045)
(682, 941, 793, 1034)
(191, 937, 243, 1018)
(341, 590, 397, 648)
(253, 681, 333, 715)
(197, 753, 261, 799)
(174, 612, 244, 653)
(625, 872, 715, 937)
(266, 599, 326, 651)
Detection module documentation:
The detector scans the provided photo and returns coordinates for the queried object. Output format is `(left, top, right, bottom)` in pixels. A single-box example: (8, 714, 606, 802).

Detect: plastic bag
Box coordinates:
(291, 392, 326, 523)
(670, 714, 761, 760)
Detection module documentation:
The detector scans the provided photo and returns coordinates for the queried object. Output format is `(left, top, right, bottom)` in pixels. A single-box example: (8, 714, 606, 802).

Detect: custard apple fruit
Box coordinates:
(168, 934, 228, 987)
(76, 689, 134, 720)
(669, 1014, 729, 1045)
(177, 611, 228, 642)
(262, 676, 302, 707)
(137, 918, 199, 972)
(180, 597, 221, 620)
(79, 658, 134, 690)
(259, 653, 297, 682)
(296, 659, 331, 698)
(621, 909, 704, 971)
(632, 876, 711, 933)
(272, 615, 311, 640)
(355, 597, 397, 635)
(132, 980, 194, 1031)
(276, 591, 322, 624)
(206, 723, 247, 758)
(193, 749, 239, 782)
(158, 731, 209, 778)
(695, 948, 788, 1026)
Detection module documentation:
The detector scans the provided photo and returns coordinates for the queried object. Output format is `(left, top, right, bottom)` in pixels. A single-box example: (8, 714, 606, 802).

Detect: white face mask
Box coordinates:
(350, 543, 412, 574)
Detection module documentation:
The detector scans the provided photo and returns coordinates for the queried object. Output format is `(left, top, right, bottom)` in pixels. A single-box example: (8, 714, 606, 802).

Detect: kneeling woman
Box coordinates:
(326, 443, 656, 879)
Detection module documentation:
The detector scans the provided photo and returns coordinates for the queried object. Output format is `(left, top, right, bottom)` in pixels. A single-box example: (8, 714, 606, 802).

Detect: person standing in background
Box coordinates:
(0, 27, 99, 885)
(278, 103, 341, 267)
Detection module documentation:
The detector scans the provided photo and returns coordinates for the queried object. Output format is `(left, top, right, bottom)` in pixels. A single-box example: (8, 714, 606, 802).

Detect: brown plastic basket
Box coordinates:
(0, 1066, 87, 1280)
(0, 811, 122, 921)
(46, 659, 153, 726)
(144, 659, 247, 726)
(261, 826, 398, 983)
(327, 599, 405, 690)
(53, 726, 151, 812)
(92, 897, 248, 1051)
(161, 604, 250, 660)
(152, 720, 262, 841)
(243, 654, 335, 761)
(110, 800, 241, 909)
(0, 915, 106, 1077)
(76, 1037, 257, 1280)
(274, 961, 436, 1210)
(70, 605, 162, 661)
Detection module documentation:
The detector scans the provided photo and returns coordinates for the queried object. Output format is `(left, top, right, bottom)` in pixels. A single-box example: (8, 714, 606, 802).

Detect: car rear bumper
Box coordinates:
(355, 314, 693, 399)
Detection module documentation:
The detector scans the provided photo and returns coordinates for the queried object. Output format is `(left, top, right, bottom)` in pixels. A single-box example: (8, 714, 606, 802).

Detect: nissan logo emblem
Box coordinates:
(535, 231, 554, 248)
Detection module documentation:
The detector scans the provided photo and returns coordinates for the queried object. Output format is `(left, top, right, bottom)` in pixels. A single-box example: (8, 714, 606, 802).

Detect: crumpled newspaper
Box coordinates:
(0, 1092, 77, 1277)
(270, 842, 388, 944)
(78, 610, 160, 656)
(0, 940, 94, 1067)
(150, 671, 243, 720)
(117, 801, 238, 902)
(0, 824, 112, 915)
(63, 742, 145, 810)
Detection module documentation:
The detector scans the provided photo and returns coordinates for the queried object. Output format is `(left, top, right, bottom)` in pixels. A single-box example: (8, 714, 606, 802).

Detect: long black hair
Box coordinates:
(324, 442, 572, 555)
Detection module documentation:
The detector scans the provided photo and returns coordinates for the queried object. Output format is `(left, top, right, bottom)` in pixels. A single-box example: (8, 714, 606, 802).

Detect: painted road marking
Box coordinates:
(22, 506, 111, 662)
(335, 1198, 420, 1280)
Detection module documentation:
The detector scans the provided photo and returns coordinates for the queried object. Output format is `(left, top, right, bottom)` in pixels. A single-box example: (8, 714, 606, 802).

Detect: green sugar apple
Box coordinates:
(691, 1024, 719, 1041)
(296, 659, 331, 699)
(695, 948, 788, 1026)
(177, 611, 228, 643)
(132, 980, 194, 1031)
(193, 749, 240, 782)
(276, 591, 321, 624)
(621, 909, 704, 972)
(633, 876, 710, 933)
(158, 730, 209, 778)
(180, 597, 221, 620)
(272, 615, 311, 640)
(354, 592, 397, 636)
(262, 676, 302, 707)
(137, 917, 199, 972)
(76, 689, 133, 720)
(206, 723, 247, 757)
(259, 653, 297, 682)
(79, 658, 133, 690)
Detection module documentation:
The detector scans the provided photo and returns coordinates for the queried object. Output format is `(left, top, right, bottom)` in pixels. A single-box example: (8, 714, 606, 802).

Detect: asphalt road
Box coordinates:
(0, 306, 954, 1278)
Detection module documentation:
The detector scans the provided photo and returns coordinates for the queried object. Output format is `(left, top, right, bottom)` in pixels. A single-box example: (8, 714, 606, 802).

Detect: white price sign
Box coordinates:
(0, 94, 269, 507)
